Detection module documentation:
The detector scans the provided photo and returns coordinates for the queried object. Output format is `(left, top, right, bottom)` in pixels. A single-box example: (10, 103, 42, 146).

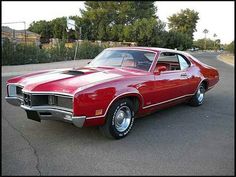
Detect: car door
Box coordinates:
(177, 54, 200, 95)
(151, 52, 191, 106)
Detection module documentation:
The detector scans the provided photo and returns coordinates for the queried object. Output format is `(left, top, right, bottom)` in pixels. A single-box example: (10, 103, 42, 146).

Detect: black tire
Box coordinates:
(99, 98, 135, 139)
(189, 83, 206, 106)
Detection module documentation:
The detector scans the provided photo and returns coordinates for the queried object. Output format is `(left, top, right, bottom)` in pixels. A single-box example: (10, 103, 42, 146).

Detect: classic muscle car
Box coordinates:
(5, 47, 219, 139)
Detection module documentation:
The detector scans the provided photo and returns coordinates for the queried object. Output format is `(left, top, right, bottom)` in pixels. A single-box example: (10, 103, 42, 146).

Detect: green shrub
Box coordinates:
(2, 39, 106, 65)
(2, 39, 48, 65)
(77, 40, 105, 59)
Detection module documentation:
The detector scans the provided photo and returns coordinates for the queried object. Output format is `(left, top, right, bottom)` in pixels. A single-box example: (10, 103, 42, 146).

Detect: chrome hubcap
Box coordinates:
(114, 106, 131, 132)
(197, 86, 204, 103)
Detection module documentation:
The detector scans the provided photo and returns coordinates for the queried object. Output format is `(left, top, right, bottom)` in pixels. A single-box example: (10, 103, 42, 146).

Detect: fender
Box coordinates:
(74, 86, 144, 127)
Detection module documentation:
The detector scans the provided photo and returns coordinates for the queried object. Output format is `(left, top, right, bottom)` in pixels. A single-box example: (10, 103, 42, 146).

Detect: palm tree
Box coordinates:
(213, 33, 217, 51)
(203, 29, 209, 50)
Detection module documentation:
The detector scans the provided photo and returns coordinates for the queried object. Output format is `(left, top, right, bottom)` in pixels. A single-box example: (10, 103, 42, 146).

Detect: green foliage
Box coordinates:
(161, 31, 192, 50)
(225, 41, 234, 53)
(2, 39, 48, 65)
(2, 40, 104, 65)
(123, 18, 166, 46)
(80, 1, 157, 41)
(193, 38, 221, 50)
(28, 20, 52, 43)
(25, 2, 201, 55)
(50, 17, 68, 39)
(168, 8, 199, 40)
(77, 40, 105, 59)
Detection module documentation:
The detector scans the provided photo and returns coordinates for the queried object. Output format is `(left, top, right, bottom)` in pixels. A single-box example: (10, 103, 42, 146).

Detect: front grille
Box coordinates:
(22, 93, 72, 110)
(48, 95, 73, 110)
(31, 95, 49, 106)
(23, 93, 32, 106)
(56, 96, 73, 109)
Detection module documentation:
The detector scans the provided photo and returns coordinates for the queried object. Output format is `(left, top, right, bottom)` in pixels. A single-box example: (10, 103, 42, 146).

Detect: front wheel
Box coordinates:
(189, 83, 206, 106)
(99, 99, 135, 139)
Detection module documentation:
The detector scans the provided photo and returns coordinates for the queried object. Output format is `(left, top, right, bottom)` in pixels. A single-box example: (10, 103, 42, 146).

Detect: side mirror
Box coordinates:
(154, 66, 167, 75)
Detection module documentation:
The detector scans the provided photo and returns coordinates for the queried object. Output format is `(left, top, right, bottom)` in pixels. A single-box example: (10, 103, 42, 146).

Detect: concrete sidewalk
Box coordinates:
(2, 59, 91, 77)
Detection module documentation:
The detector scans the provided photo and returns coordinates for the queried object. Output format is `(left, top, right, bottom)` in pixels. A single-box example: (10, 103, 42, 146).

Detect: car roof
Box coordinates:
(106, 47, 189, 56)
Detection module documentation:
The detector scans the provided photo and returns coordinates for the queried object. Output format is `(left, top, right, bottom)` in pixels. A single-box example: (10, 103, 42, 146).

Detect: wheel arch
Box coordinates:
(105, 92, 143, 117)
(201, 79, 209, 90)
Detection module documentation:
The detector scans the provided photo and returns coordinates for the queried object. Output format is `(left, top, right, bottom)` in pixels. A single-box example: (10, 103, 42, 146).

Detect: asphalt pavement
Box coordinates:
(1, 52, 234, 175)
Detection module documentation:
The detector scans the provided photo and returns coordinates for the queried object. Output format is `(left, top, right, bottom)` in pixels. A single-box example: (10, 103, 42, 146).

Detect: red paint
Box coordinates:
(6, 47, 219, 127)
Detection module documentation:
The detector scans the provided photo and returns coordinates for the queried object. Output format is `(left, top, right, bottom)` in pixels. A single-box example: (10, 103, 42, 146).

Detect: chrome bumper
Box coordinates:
(5, 96, 22, 106)
(5, 97, 85, 127)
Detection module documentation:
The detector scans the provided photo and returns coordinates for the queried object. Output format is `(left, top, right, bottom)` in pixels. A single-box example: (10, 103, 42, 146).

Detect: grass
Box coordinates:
(218, 53, 234, 66)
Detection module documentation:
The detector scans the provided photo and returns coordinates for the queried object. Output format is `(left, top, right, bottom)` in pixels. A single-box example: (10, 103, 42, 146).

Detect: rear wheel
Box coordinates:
(99, 99, 135, 139)
(189, 83, 206, 106)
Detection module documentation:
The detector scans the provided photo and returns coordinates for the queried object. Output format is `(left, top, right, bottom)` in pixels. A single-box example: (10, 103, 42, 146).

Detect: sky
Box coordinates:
(2, 1, 235, 44)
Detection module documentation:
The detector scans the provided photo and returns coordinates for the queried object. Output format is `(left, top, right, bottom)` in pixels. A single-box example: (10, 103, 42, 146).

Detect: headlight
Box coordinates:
(8, 85, 17, 97)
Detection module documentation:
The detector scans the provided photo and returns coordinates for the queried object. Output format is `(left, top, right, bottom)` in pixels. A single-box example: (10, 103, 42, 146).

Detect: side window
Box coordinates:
(177, 55, 190, 70)
(156, 52, 180, 71)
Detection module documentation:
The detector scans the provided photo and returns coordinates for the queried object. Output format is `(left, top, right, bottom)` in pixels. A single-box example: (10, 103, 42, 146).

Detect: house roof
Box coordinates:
(2, 26, 40, 36)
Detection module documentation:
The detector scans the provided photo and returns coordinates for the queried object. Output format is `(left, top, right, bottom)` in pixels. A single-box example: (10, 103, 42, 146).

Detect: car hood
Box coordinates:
(14, 67, 145, 95)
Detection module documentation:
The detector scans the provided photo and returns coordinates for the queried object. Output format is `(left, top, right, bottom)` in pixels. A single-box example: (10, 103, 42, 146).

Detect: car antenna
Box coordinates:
(73, 26, 81, 71)
(67, 17, 81, 71)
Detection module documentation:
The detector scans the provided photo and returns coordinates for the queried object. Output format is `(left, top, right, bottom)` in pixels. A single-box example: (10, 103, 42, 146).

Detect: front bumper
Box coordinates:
(5, 96, 85, 127)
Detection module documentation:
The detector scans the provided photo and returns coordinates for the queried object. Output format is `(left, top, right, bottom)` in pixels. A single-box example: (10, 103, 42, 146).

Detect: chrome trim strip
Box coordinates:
(86, 115, 104, 120)
(143, 94, 194, 109)
(156, 51, 193, 70)
(21, 105, 72, 112)
(107, 48, 158, 53)
(148, 52, 158, 72)
(21, 105, 72, 113)
(22, 90, 73, 97)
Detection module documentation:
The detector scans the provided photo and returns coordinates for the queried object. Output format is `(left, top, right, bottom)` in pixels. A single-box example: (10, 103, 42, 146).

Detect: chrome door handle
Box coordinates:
(180, 73, 188, 77)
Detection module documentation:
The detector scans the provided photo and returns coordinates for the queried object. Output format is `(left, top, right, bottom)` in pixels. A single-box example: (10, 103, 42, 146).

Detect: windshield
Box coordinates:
(87, 49, 156, 71)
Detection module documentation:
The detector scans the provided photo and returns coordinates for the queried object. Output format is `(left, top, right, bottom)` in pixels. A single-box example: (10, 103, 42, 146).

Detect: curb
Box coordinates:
(2, 59, 92, 77)
(2, 71, 33, 77)
(217, 55, 234, 67)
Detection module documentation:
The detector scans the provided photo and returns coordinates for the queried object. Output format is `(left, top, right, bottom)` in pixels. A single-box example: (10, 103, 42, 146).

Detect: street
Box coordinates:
(1, 52, 234, 175)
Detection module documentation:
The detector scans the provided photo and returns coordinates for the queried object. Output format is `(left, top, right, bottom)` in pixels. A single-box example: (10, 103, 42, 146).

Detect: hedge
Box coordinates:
(2, 39, 105, 65)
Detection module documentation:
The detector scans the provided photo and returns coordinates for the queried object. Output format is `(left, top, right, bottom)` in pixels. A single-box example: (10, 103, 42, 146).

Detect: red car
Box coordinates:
(5, 47, 219, 139)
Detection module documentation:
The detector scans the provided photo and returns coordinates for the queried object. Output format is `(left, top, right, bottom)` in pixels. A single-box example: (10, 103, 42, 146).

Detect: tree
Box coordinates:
(225, 41, 234, 53)
(28, 20, 52, 43)
(203, 29, 209, 50)
(123, 18, 165, 46)
(50, 17, 68, 39)
(80, 1, 157, 41)
(193, 38, 217, 50)
(168, 8, 199, 40)
(161, 31, 192, 50)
